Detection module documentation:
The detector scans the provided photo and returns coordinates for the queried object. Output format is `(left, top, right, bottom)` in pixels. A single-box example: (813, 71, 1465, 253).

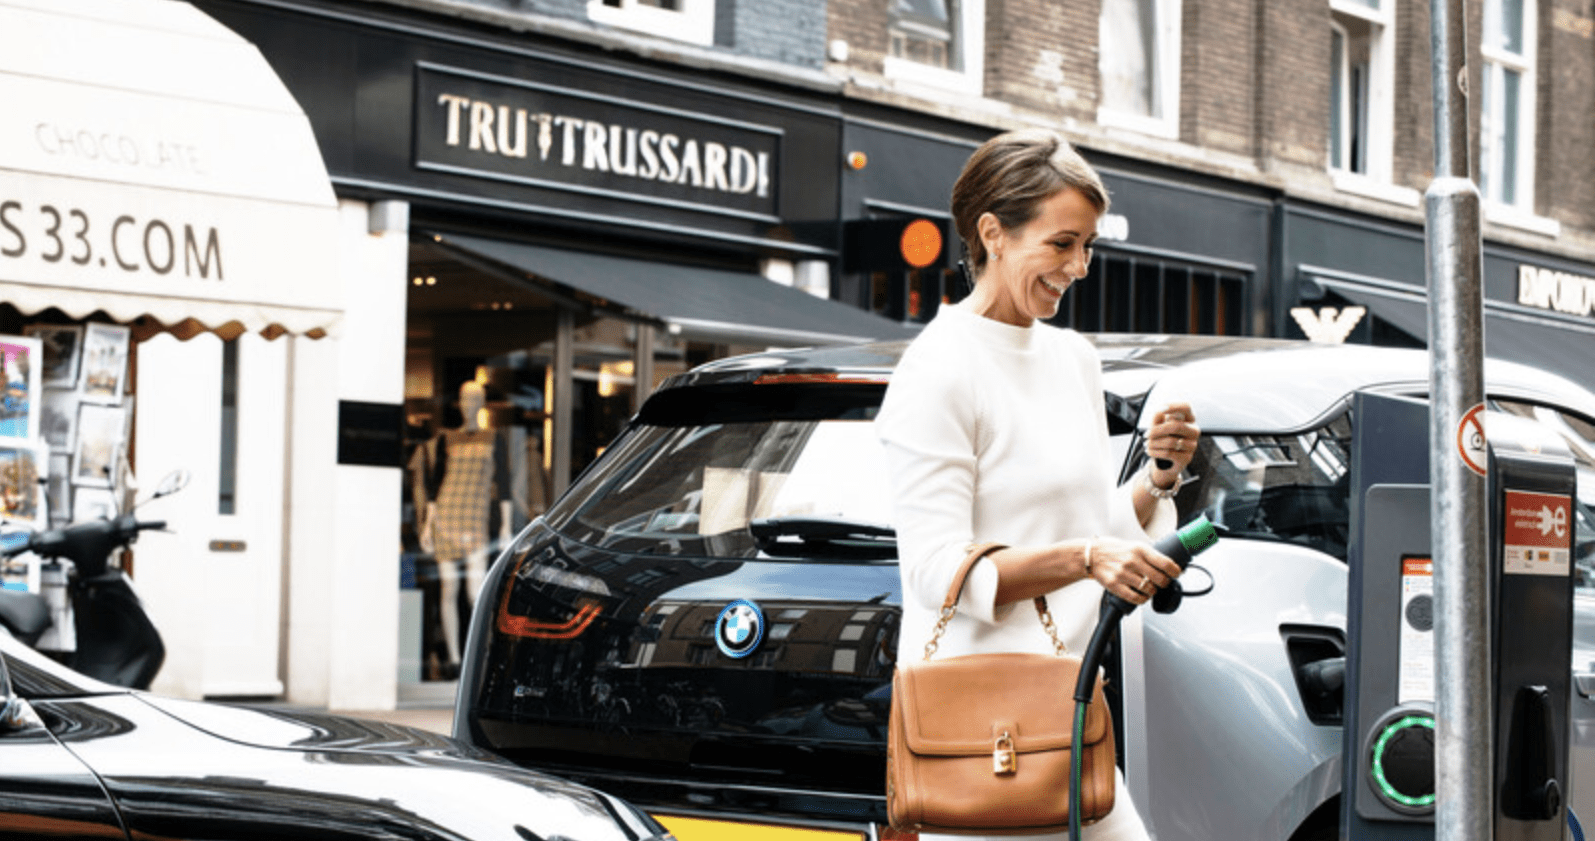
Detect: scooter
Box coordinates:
(0, 469, 187, 689)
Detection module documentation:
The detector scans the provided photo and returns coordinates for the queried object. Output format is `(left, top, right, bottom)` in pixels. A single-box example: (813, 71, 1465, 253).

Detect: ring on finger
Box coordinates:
(1137, 574, 1150, 592)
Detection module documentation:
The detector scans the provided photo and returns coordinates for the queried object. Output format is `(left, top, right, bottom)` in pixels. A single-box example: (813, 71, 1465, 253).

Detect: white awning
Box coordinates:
(0, 0, 342, 339)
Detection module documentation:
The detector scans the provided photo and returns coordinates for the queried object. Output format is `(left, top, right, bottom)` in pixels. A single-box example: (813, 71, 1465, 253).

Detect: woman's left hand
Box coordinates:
(1146, 402, 1200, 488)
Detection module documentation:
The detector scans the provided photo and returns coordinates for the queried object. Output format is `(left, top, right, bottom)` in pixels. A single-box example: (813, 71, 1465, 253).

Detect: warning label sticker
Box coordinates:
(1398, 556, 1434, 705)
(1502, 490, 1572, 577)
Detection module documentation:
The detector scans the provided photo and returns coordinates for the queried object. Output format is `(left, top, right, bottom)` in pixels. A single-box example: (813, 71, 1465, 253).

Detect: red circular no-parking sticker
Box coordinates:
(1457, 403, 1487, 476)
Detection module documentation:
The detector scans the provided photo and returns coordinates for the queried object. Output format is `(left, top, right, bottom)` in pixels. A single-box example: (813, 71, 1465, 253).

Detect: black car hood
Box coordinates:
(138, 694, 481, 758)
(35, 693, 669, 841)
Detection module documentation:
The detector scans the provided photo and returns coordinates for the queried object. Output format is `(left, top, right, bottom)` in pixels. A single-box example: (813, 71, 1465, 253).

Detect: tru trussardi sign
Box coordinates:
(1518, 264, 1595, 320)
(415, 64, 780, 220)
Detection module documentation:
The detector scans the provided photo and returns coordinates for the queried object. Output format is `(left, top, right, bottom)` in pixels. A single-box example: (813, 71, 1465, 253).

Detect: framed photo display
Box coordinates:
(0, 443, 44, 528)
(72, 487, 117, 523)
(79, 323, 130, 406)
(73, 403, 127, 488)
(47, 452, 70, 527)
(24, 324, 84, 389)
(0, 337, 40, 441)
(40, 387, 76, 452)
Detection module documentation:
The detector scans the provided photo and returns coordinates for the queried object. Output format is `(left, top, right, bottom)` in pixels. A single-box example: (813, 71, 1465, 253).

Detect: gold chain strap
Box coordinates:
(923, 605, 957, 659)
(1035, 598, 1068, 657)
(922, 597, 1070, 660)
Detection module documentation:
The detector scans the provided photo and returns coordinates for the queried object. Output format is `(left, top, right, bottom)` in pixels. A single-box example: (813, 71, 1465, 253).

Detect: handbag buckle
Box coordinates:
(993, 731, 1017, 775)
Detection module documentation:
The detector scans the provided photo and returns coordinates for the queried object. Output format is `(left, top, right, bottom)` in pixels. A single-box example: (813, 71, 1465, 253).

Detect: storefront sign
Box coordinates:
(415, 64, 781, 220)
(1289, 305, 1366, 343)
(337, 400, 404, 468)
(1517, 264, 1595, 319)
(1, 10, 342, 336)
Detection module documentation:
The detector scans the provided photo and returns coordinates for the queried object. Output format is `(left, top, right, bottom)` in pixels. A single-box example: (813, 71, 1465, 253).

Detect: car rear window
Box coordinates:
(544, 383, 894, 557)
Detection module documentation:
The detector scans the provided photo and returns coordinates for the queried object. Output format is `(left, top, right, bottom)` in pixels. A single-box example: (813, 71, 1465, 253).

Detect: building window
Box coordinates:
(588, 0, 714, 46)
(1328, 0, 1394, 182)
(1481, 0, 1535, 209)
(890, 0, 958, 70)
(1098, 0, 1182, 137)
(883, 0, 985, 95)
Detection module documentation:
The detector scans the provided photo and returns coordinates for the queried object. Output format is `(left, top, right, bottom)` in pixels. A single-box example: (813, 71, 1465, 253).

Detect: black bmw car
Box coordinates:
(0, 626, 674, 840)
(453, 335, 1595, 841)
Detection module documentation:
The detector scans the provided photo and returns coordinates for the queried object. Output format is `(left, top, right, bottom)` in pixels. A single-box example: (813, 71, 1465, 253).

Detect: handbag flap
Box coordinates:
(895, 652, 1109, 755)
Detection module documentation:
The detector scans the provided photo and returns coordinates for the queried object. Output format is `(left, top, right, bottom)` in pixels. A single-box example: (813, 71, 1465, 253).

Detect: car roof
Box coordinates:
(658, 333, 1595, 433)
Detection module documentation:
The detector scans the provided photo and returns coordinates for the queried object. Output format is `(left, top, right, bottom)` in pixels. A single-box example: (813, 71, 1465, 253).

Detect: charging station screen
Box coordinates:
(1398, 555, 1435, 705)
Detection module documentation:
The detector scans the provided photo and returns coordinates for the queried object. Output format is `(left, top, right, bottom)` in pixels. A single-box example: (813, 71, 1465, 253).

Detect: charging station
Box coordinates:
(1341, 393, 1578, 840)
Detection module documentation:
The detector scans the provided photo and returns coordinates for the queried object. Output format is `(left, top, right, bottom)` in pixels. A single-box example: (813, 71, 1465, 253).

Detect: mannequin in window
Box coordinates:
(411, 380, 516, 678)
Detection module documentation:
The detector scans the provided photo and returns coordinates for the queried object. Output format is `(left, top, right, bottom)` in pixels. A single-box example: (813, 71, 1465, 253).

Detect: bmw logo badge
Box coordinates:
(714, 599, 765, 659)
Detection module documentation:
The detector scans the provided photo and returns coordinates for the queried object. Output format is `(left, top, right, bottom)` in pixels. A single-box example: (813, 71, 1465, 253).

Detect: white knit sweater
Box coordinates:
(876, 304, 1172, 841)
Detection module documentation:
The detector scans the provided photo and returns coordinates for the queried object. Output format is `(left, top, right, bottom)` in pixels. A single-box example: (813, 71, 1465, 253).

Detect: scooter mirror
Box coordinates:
(153, 470, 191, 499)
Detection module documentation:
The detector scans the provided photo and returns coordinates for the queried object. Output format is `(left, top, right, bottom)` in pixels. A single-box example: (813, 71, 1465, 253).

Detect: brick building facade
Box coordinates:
(183, 0, 1595, 385)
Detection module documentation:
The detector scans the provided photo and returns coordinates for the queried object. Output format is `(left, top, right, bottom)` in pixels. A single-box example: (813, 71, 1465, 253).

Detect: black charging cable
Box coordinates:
(1068, 517, 1219, 841)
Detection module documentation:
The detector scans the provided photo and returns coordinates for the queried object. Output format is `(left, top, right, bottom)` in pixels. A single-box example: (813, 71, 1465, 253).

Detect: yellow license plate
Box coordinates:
(652, 815, 866, 841)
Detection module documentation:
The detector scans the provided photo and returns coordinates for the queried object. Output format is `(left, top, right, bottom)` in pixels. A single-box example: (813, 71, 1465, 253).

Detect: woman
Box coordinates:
(875, 128, 1201, 840)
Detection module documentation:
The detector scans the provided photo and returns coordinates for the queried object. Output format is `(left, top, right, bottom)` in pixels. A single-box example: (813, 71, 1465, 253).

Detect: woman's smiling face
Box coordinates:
(972, 186, 1100, 327)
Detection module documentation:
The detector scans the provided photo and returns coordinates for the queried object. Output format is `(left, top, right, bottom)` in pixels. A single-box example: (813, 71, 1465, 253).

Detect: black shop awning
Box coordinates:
(428, 232, 920, 348)
(1302, 267, 1595, 396)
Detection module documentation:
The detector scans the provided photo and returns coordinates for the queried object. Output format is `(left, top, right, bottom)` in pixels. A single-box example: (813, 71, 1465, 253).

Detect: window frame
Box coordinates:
(883, 0, 986, 96)
(1327, 0, 1396, 187)
(587, 0, 715, 47)
(1480, 0, 1538, 212)
(1096, 0, 1183, 139)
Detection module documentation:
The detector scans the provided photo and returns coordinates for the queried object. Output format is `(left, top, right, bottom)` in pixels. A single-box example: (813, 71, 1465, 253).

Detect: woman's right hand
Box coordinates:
(1085, 536, 1183, 605)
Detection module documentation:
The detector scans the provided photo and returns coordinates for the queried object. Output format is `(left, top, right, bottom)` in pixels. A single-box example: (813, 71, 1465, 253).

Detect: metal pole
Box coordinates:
(1426, 1, 1492, 840)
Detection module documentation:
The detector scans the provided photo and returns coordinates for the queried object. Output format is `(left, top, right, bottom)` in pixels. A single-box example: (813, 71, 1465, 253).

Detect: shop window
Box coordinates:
(1328, 0, 1396, 187)
(869, 267, 956, 324)
(884, 0, 985, 95)
(1098, 0, 1181, 138)
(588, 0, 715, 47)
(1481, 0, 1535, 210)
(1048, 248, 1249, 337)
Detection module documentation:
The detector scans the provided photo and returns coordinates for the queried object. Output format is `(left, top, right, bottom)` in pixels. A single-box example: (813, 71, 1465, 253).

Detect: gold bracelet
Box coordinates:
(1083, 538, 1095, 577)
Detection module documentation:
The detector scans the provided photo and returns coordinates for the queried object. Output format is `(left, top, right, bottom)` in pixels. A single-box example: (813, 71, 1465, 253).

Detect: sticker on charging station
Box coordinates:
(1457, 403, 1487, 476)
(1398, 556, 1435, 705)
(1502, 490, 1572, 576)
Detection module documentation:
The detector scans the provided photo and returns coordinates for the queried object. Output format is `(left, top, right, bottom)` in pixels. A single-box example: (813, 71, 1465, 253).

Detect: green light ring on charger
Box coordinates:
(1370, 714, 1437, 809)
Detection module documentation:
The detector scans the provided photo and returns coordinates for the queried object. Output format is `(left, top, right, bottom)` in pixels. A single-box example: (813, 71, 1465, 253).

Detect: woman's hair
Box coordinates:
(950, 128, 1109, 274)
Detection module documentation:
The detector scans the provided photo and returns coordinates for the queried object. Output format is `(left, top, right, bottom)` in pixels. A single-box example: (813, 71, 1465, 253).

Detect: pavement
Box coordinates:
(259, 679, 458, 736)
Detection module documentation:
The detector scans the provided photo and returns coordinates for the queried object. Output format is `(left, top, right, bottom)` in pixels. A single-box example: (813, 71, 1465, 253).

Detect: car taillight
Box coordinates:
(495, 588, 602, 639)
(753, 373, 889, 385)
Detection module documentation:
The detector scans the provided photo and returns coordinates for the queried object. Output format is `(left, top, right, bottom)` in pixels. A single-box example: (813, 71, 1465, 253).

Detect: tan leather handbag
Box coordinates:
(887, 543, 1116, 835)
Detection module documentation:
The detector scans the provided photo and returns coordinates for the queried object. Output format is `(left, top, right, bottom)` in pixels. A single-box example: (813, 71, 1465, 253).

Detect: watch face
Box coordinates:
(1146, 468, 1182, 498)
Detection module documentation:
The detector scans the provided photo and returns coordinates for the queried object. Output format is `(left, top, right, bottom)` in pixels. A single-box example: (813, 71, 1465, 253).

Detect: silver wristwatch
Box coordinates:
(1144, 467, 1184, 500)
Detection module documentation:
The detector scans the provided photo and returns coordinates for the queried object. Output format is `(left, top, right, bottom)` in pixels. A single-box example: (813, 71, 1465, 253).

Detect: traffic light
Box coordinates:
(842, 217, 953, 274)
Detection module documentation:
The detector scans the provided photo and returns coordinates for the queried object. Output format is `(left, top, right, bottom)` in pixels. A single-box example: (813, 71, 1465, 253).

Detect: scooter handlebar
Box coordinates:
(4, 516, 167, 570)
